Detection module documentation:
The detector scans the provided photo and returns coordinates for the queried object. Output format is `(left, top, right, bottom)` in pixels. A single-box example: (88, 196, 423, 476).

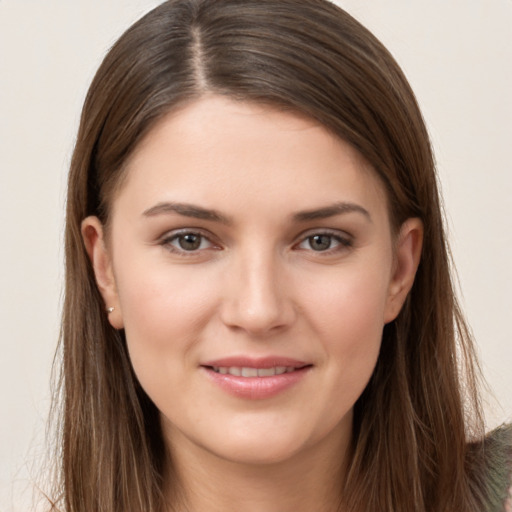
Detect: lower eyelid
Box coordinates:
(160, 230, 217, 252)
(295, 232, 353, 250)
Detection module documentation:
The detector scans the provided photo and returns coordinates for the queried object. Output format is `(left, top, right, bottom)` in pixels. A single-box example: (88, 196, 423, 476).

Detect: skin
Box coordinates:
(83, 96, 423, 512)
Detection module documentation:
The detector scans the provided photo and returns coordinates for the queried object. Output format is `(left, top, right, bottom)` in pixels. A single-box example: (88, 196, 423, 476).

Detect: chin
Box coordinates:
(206, 433, 310, 466)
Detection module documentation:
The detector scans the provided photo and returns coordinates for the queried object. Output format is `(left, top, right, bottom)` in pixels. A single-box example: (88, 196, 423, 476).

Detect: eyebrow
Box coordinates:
(293, 202, 372, 223)
(142, 200, 371, 224)
(142, 202, 231, 224)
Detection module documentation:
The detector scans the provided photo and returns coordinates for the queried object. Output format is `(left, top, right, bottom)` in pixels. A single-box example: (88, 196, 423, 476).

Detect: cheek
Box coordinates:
(301, 261, 390, 385)
(302, 258, 390, 338)
(117, 250, 218, 321)
(114, 257, 220, 375)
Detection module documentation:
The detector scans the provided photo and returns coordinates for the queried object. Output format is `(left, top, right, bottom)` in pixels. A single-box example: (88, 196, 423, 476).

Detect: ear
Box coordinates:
(81, 216, 124, 329)
(384, 217, 423, 323)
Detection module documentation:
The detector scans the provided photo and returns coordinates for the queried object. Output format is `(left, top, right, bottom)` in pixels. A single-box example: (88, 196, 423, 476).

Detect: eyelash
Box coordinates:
(294, 230, 353, 254)
(159, 229, 353, 256)
(160, 229, 219, 256)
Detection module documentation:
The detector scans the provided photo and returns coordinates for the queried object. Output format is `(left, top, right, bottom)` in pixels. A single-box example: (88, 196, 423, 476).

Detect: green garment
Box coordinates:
(470, 424, 512, 512)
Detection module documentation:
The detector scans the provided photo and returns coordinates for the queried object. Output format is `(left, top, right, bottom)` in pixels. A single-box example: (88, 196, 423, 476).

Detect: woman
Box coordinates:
(52, 0, 511, 511)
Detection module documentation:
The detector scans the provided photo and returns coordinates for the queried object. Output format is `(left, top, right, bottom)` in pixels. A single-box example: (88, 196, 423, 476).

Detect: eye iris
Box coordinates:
(178, 234, 201, 250)
(309, 235, 331, 251)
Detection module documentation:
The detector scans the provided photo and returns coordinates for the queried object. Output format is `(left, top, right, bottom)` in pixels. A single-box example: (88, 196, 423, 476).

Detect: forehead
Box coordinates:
(112, 95, 388, 225)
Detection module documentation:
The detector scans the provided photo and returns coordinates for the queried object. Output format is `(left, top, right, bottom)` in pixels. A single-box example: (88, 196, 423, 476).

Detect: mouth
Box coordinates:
(200, 358, 312, 399)
(208, 365, 306, 377)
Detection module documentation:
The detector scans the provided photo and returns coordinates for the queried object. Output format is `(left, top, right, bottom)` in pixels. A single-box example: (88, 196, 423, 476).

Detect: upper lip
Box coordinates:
(201, 356, 310, 369)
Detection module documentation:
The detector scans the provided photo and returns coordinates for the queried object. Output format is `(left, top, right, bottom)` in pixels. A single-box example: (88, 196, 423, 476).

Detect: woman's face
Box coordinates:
(84, 96, 421, 467)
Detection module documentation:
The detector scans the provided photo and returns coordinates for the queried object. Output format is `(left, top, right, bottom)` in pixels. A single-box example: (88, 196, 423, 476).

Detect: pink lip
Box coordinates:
(200, 356, 312, 400)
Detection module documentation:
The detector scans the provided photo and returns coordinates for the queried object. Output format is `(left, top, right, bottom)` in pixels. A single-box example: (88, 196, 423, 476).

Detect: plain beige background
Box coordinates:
(1, 1, 511, 510)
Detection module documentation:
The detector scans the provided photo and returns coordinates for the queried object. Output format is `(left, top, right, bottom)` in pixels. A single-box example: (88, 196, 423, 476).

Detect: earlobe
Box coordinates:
(384, 218, 423, 323)
(81, 216, 124, 329)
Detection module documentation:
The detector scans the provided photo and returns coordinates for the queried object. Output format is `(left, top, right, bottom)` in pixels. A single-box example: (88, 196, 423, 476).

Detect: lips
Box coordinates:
(201, 357, 312, 399)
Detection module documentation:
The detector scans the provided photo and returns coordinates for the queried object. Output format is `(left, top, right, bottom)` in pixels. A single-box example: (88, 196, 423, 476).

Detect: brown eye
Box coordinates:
(296, 231, 352, 254)
(308, 234, 332, 251)
(163, 231, 215, 253)
(178, 233, 202, 251)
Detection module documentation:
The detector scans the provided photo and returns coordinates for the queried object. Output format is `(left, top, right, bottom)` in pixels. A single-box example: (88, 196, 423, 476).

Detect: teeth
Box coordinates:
(257, 367, 275, 377)
(241, 367, 258, 377)
(211, 366, 298, 377)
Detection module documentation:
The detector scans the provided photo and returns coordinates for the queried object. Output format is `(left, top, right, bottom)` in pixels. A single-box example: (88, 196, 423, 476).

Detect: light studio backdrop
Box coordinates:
(1, 1, 511, 510)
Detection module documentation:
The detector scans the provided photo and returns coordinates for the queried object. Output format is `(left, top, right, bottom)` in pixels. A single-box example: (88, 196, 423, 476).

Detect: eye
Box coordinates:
(296, 232, 352, 253)
(305, 234, 335, 251)
(161, 230, 216, 253)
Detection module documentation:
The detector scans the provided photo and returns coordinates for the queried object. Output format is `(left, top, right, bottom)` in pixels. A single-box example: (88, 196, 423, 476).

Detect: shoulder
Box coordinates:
(487, 424, 512, 512)
(468, 423, 512, 512)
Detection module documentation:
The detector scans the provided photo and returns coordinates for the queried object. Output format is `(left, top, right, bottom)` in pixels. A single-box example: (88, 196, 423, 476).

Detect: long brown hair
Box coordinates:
(55, 1, 487, 510)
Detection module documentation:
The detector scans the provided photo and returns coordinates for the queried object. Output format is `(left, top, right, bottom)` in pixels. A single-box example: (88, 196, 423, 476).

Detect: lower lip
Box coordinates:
(201, 366, 311, 400)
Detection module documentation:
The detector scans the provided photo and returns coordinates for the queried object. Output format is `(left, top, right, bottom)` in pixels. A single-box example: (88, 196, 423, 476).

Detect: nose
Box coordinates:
(219, 250, 296, 336)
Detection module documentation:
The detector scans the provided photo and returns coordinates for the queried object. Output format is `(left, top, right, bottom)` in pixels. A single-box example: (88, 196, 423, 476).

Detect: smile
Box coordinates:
(201, 358, 312, 399)
(211, 366, 297, 377)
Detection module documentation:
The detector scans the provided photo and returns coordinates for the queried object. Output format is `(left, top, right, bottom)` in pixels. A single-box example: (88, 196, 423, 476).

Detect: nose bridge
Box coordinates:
(221, 243, 293, 334)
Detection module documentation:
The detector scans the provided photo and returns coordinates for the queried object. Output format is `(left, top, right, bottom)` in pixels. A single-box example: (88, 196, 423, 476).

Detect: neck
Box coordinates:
(164, 424, 351, 512)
